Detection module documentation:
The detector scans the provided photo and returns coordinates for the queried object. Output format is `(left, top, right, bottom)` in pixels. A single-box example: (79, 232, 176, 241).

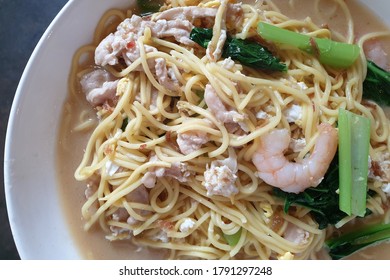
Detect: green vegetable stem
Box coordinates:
(338, 108, 370, 217)
(257, 22, 360, 68)
(223, 228, 242, 246)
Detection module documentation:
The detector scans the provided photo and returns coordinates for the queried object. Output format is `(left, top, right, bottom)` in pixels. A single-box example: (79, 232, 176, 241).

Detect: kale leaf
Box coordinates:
(363, 60, 390, 106)
(190, 27, 287, 72)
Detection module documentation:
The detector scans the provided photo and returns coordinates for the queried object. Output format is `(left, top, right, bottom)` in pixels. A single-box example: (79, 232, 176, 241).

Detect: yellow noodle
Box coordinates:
(68, 0, 390, 260)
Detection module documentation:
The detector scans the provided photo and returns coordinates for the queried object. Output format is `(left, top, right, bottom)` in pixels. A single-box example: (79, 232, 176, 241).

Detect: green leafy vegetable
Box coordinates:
(326, 223, 390, 259)
(363, 60, 390, 106)
(190, 27, 287, 72)
(223, 228, 242, 246)
(273, 154, 374, 229)
(190, 28, 213, 49)
(338, 108, 370, 217)
(224, 38, 287, 72)
(257, 22, 360, 68)
(273, 155, 346, 229)
(137, 0, 164, 15)
(121, 117, 129, 131)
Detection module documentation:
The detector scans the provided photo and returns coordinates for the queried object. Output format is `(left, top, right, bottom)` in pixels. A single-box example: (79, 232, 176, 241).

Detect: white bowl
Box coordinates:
(4, 0, 390, 259)
(4, 0, 134, 259)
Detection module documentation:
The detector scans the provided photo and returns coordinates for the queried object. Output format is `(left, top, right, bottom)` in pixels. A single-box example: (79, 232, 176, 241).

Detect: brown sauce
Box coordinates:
(56, 0, 390, 259)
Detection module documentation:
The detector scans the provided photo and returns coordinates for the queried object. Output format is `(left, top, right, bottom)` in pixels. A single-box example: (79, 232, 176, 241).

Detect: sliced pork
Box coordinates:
(80, 69, 119, 106)
(177, 130, 209, 155)
(204, 84, 247, 134)
(141, 154, 191, 188)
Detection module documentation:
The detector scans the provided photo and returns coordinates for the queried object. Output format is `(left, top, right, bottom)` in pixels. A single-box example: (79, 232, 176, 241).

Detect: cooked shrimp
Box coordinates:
(252, 123, 338, 193)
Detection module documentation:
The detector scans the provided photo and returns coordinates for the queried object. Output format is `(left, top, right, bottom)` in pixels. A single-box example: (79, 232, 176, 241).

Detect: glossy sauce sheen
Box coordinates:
(56, 0, 390, 259)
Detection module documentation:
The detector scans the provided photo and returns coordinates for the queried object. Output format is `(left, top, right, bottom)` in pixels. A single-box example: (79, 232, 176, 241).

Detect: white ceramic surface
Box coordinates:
(3, 0, 390, 259)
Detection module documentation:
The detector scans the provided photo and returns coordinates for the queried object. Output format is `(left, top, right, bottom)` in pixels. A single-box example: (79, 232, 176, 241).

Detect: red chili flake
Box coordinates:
(126, 41, 136, 49)
(371, 161, 383, 178)
(139, 143, 147, 150)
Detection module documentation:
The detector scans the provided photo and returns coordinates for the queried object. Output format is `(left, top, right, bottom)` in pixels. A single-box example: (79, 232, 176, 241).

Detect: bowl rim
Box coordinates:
(4, 0, 76, 259)
(3, 0, 388, 260)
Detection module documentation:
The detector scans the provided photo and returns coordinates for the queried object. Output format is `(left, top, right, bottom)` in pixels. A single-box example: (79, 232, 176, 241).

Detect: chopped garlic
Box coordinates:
(289, 138, 307, 153)
(105, 160, 120, 176)
(256, 110, 269, 120)
(278, 252, 294, 260)
(283, 104, 302, 123)
(382, 183, 390, 196)
(179, 218, 196, 233)
(297, 81, 308, 90)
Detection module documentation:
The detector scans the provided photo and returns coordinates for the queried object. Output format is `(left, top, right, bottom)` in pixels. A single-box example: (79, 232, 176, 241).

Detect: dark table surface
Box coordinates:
(0, 0, 68, 260)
